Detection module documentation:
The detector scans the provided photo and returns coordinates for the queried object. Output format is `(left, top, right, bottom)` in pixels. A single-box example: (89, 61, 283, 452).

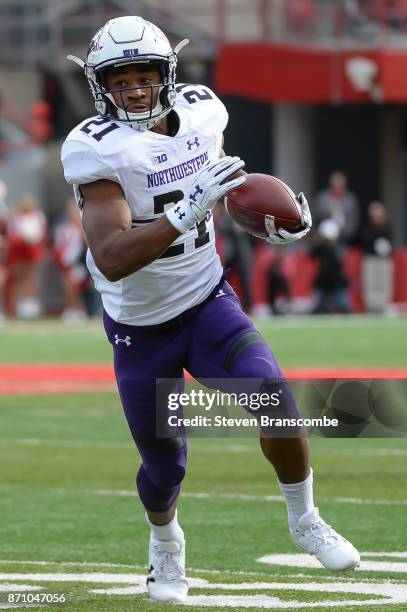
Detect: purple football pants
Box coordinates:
(103, 280, 299, 512)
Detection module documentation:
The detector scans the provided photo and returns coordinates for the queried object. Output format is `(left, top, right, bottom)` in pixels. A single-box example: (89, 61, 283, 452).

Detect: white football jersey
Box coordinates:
(61, 84, 228, 325)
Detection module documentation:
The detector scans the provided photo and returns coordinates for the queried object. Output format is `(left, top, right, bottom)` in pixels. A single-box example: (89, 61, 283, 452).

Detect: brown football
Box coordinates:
(225, 173, 302, 238)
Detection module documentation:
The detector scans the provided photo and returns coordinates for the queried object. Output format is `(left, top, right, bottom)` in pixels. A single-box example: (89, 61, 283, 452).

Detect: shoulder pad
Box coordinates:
(175, 84, 228, 133)
(61, 136, 117, 185)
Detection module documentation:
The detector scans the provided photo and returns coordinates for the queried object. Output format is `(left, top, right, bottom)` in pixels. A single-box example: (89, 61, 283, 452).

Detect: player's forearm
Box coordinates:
(91, 217, 180, 281)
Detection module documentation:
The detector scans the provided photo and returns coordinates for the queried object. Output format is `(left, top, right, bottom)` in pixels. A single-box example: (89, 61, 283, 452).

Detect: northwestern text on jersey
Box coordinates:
(147, 151, 209, 188)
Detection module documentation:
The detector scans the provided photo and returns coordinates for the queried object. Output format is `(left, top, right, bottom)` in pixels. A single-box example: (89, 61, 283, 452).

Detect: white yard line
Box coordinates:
(0, 569, 406, 609)
(0, 560, 407, 610)
(0, 438, 256, 452)
(0, 483, 405, 506)
(0, 560, 316, 580)
(88, 488, 407, 507)
(257, 553, 407, 574)
(0, 438, 131, 449)
(0, 560, 406, 583)
(2, 437, 407, 456)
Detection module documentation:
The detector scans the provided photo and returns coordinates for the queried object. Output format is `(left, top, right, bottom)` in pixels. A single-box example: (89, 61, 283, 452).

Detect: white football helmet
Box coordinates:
(68, 16, 189, 131)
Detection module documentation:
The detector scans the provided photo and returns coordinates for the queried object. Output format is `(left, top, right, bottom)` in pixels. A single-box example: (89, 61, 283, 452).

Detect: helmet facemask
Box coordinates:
(91, 57, 177, 131)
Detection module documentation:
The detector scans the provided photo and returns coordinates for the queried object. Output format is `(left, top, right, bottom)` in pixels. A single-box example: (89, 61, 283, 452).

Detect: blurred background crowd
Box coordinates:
(1, 0, 407, 320)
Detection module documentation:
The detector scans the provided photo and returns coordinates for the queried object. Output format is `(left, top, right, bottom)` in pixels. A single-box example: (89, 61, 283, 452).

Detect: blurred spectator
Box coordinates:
(7, 193, 47, 318)
(0, 181, 8, 319)
(269, 0, 286, 40)
(0, 94, 7, 159)
(360, 200, 392, 256)
(342, 0, 379, 39)
(360, 201, 393, 312)
(216, 207, 253, 311)
(266, 246, 291, 314)
(43, 70, 65, 138)
(53, 198, 88, 320)
(0, 98, 52, 158)
(313, 171, 360, 245)
(310, 219, 352, 314)
(29, 101, 53, 144)
(387, 0, 407, 32)
(286, 0, 316, 37)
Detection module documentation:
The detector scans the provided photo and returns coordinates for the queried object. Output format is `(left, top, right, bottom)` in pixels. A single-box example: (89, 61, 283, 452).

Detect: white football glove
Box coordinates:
(265, 192, 312, 245)
(166, 156, 246, 233)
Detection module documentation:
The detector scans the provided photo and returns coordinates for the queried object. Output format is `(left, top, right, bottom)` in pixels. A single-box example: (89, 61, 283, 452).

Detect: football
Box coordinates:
(225, 173, 302, 238)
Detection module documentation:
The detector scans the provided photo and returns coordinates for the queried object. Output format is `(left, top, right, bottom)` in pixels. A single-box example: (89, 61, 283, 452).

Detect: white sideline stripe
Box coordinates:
(323, 496, 407, 506)
(374, 449, 407, 456)
(0, 585, 41, 592)
(0, 572, 143, 584)
(182, 596, 390, 609)
(0, 607, 37, 610)
(365, 552, 407, 558)
(2, 485, 405, 507)
(0, 438, 131, 449)
(0, 560, 324, 581)
(3, 437, 407, 457)
(2, 560, 406, 585)
(0, 573, 202, 589)
(0, 438, 255, 453)
(257, 554, 407, 574)
(89, 488, 407, 507)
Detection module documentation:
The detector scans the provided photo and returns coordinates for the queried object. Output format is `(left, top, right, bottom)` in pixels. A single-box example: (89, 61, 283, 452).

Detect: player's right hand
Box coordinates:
(166, 156, 246, 233)
(265, 192, 312, 245)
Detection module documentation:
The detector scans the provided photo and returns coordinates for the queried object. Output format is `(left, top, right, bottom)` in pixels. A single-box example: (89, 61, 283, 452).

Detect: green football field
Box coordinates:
(0, 315, 406, 611)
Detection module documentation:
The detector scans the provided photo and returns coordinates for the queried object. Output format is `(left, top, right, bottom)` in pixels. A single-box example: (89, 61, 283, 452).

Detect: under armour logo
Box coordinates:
(189, 184, 204, 203)
(216, 289, 226, 298)
(187, 137, 200, 150)
(174, 205, 185, 220)
(114, 334, 131, 346)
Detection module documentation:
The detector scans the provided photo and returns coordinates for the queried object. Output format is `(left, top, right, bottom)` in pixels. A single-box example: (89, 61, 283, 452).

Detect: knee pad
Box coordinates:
(223, 330, 266, 375)
(224, 329, 285, 381)
(223, 331, 301, 426)
(136, 465, 182, 513)
(135, 433, 187, 493)
(132, 433, 186, 455)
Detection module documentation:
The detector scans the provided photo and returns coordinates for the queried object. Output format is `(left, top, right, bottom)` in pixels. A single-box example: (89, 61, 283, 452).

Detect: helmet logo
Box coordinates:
(88, 27, 103, 55)
(123, 48, 139, 58)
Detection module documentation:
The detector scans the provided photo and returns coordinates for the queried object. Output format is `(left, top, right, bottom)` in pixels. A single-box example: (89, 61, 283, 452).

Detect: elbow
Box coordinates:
(104, 269, 123, 283)
(96, 256, 142, 282)
(94, 255, 124, 282)
(91, 238, 145, 281)
(91, 239, 127, 281)
(101, 262, 126, 282)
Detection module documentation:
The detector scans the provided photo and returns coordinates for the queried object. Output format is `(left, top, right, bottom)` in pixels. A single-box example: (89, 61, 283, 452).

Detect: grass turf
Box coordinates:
(0, 314, 406, 366)
(0, 315, 406, 610)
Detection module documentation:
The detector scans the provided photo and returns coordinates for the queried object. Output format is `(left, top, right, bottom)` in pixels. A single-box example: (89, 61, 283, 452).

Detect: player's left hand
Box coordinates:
(265, 192, 312, 245)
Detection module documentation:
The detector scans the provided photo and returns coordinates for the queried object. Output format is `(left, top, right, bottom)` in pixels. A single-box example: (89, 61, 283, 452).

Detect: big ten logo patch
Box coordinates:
(152, 153, 168, 165)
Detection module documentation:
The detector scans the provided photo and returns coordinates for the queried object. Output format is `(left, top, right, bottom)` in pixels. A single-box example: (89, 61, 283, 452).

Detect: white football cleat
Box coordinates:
(147, 537, 188, 603)
(291, 507, 360, 571)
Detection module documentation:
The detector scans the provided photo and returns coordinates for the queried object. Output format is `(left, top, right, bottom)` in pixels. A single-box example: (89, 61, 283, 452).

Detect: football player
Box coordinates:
(61, 16, 360, 604)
